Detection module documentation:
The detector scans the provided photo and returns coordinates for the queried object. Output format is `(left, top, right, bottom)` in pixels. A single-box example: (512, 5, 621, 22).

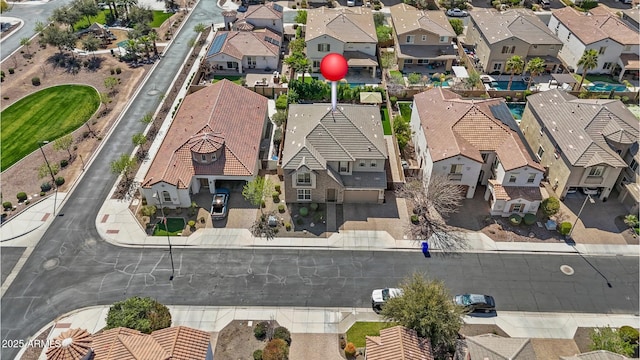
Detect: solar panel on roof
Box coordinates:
(207, 33, 228, 57)
(273, 3, 283, 12)
(264, 36, 280, 46)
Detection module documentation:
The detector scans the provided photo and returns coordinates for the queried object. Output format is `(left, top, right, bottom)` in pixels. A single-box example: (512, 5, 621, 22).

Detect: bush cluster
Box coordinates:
(523, 213, 536, 225)
(558, 221, 572, 236)
(344, 342, 356, 357)
(254, 321, 269, 340)
(41, 182, 52, 192)
(32, 77, 40, 86)
(16, 192, 27, 202)
(509, 214, 522, 225)
(3, 202, 12, 211)
(273, 326, 291, 345)
(55, 177, 65, 186)
(60, 159, 69, 168)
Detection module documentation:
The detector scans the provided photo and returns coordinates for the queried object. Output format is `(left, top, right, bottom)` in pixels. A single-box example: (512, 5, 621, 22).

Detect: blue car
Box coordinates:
(210, 188, 230, 220)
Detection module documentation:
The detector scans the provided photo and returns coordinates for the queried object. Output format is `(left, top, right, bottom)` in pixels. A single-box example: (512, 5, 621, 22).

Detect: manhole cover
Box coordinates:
(43, 258, 59, 271)
(560, 265, 574, 275)
(147, 89, 160, 96)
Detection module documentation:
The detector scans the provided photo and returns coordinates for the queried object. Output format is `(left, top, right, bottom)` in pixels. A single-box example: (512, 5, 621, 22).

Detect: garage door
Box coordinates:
(343, 190, 379, 203)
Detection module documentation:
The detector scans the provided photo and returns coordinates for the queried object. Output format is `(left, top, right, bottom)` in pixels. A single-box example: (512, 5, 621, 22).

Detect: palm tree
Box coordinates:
(124, 38, 138, 60)
(464, 72, 480, 90)
(577, 49, 599, 91)
(20, 37, 31, 57)
(148, 30, 159, 57)
(525, 57, 546, 90)
(139, 35, 152, 59)
(505, 55, 524, 91)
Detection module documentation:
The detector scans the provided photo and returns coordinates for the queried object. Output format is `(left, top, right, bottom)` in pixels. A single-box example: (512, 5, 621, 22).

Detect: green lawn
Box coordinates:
(380, 107, 392, 135)
(212, 75, 244, 85)
(398, 102, 412, 122)
(153, 217, 185, 236)
(389, 70, 402, 78)
(75, 9, 110, 30)
(150, 11, 173, 28)
(1, 85, 100, 171)
(346, 322, 397, 348)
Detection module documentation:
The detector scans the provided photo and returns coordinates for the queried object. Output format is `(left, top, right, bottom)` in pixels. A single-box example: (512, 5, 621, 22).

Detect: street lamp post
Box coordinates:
(154, 190, 175, 281)
(38, 141, 57, 216)
(568, 194, 595, 239)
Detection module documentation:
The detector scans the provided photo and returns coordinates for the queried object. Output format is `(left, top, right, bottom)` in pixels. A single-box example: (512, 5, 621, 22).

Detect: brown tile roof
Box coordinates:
(142, 80, 268, 188)
(489, 179, 543, 201)
(365, 325, 434, 360)
(390, 3, 455, 37)
(206, 29, 281, 60)
(552, 6, 639, 46)
(465, 334, 537, 360)
(306, 7, 377, 43)
(46, 328, 92, 360)
(470, 8, 561, 45)
(620, 53, 640, 70)
(237, 2, 283, 21)
(561, 350, 631, 360)
(413, 88, 543, 171)
(151, 326, 211, 360)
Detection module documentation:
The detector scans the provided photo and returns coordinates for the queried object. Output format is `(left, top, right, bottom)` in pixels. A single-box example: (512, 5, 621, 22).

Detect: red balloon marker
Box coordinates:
(320, 53, 348, 111)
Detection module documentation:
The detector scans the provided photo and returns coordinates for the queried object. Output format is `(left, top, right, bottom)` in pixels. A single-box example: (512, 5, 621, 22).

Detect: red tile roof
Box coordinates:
(365, 325, 434, 360)
(489, 179, 543, 201)
(151, 326, 211, 360)
(142, 80, 268, 188)
(553, 6, 639, 46)
(46, 329, 92, 360)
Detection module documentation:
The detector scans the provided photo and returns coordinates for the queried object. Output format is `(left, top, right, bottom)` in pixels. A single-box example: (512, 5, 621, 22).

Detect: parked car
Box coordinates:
(237, 5, 248, 12)
(566, 187, 578, 194)
(347, 0, 356, 6)
(581, 187, 599, 196)
(371, 288, 403, 312)
(446, 8, 468, 17)
(538, 0, 551, 9)
(210, 188, 230, 220)
(453, 294, 496, 313)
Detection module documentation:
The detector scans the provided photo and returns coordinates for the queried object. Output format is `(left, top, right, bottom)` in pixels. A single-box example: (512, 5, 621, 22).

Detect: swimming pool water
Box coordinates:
(491, 81, 529, 91)
(586, 82, 628, 92)
(507, 103, 525, 120)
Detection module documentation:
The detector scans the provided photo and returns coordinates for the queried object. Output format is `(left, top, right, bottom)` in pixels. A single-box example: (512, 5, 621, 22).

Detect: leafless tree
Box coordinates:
(397, 173, 468, 253)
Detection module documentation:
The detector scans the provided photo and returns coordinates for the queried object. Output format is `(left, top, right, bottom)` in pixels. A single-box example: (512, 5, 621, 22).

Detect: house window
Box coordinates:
(313, 60, 321, 68)
(406, 35, 414, 44)
(450, 164, 463, 174)
(536, 146, 544, 160)
(247, 56, 257, 67)
(501, 46, 515, 54)
(422, 35, 427, 41)
(440, 36, 447, 43)
(509, 174, 517, 183)
(318, 43, 330, 52)
(527, 173, 536, 183)
(598, 46, 606, 54)
(417, 59, 428, 64)
(492, 157, 500, 169)
(630, 159, 638, 172)
(370, 161, 377, 167)
(404, 59, 413, 64)
(588, 166, 604, 177)
(603, 62, 613, 70)
(510, 203, 524, 212)
(162, 191, 171, 202)
(227, 61, 236, 69)
(339, 161, 350, 173)
(297, 189, 311, 201)
(201, 154, 207, 161)
(481, 153, 489, 163)
(359, 161, 366, 167)
(493, 63, 502, 71)
(297, 172, 311, 185)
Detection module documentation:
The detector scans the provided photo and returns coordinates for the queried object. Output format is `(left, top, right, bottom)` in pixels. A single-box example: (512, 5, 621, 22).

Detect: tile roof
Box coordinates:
(282, 104, 388, 170)
(552, 6, 639, 45)
(389, 3, 456, 37)
(465, 334, 536, 360)
(365, 325, 434, 360)
(150, 326, 211, 360)
(237, 2, 283, 21)
(206, 28, 281, 60)
(526, 89, 637, 168)
(489, 179, 543, 201)
(46, 328, 92, 360)
(305, 7, 377, 43)
(142, 80, 268, 188)
(413, 88, 543, 171)
(561, 350, 631, 360)
(470, 8, 562, 45)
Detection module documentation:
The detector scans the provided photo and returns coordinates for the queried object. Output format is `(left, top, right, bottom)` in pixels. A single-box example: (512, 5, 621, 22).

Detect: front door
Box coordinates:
(327, 188, 336, 202)
(199, 178, 209, 190)
(478, 170, 484, 185)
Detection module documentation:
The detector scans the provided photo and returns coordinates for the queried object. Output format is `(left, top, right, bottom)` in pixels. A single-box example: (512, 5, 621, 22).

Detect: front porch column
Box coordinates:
(238, 61, 243, 74)
(618, 68, 626, 82)
(371, 65, 376, 78)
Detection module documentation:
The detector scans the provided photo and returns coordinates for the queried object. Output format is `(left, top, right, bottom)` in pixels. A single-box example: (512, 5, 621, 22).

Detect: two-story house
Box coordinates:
(282, 104, 388, 204)
(305, 7, 378, 77)
(141, 80, 270, 208)
(235, 2, 284, 34)
(411, 88, 545, 216)
(519, 89, 639, 201)
(616, 143, 639, 214)
(548, 6, 640, 81)
(466, 9, 563, 75)
(389, 4, 457, 72)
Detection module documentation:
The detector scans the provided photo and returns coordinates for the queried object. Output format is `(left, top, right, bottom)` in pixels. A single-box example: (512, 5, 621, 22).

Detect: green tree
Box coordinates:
(577, 49, 599, 90)
(284, 52, 310, 82)
(72, 0, 99, 28)
(38, 163, 60, 179)
(624, 214, 639, 228)
(541, 197, 560, 217)
(105, 296, 171, 334)
(262, 338, 289, 360)
(294, 10, 307, 24)
(193, 23, 206, 44)
(589, 326, 637, 357)
(524, 57, 545, 89)
(449, 19, 463, 36)
(242, 176, 274, 213)
(393, 115, 410, 151)
(82, 34, 101, 58)
(148, 30, 159, 56)
(20, 37, 31, 57)
(376, 25, 392, 43)
(50, 5, 81, 31)
(272, 110, 287, 127)
(53, 134, 74, 160)
(505, 55, 524, 91)
(132, 132, 147, 150)
(110, 153, 135, 182)
(380, 52, 395, 69)
(407, 72, 421, 85)
(100, 92, 112, 111)
(381, 273, 466, 358)
(373, 12, 385, 27)
(288, 37, 306, 54)
(463, 72, 480, 90)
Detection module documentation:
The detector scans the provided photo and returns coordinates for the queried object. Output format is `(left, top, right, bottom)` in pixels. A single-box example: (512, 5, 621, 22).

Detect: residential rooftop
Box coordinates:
(470, 8, 562, 45)
(552, 6, 639, 45)
(305, 7, 377, 43)
(389, 3, 455, 37)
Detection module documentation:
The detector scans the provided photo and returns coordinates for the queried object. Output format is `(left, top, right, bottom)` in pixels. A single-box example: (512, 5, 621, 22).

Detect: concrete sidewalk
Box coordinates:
(16, 304, 640, 359)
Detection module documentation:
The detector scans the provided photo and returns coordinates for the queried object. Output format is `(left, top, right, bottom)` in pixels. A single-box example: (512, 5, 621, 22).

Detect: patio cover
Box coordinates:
(360, 92, 383, 104)
(551, 73, 577, 84)
(620, 53, 640, 70)
(452, 66, 469, 78)
(344, 51, 378, 67)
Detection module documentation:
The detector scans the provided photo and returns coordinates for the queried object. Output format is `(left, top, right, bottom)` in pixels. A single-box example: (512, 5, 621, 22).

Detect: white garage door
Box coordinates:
(343, 190, 379, 203)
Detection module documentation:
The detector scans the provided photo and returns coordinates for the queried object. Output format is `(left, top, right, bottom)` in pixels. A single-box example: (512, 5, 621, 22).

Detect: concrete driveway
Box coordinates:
(337, 191, 409, 239)
(213, 189, 258, 229)
(559, 192, 629, 245)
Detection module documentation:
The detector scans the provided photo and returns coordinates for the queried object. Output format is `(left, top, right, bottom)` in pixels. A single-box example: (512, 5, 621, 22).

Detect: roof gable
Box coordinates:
(390, 3, 455, 37)
(306, 7, 377, 43)
(553, 6, 639, 45)
(466, 334, 536, 360)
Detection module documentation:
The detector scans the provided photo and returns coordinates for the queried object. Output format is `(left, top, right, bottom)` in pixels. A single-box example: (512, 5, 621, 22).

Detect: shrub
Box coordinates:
(141, 205, 157, 217)
(116, 67, 122, 74)
(285, 222, 292, 231)
(3, 201, 12, 210)
(344, 342, 356, 357)
(558, 221, 572, 236)
(263, 338, 288, 360)
(40, 191, 46, 196)
(509, 214, 522, 225)
(276, 94, 288, 110)
(619, 326, 639, 344)
(254, 321, 268, 340)
(310, 203, 318, 211)
(261, 199, 266, 208)
(110, 68, 115, 75)
(106, 296, 171, 334)
(541, 197, 560, 217)
(40, 182, 52, 192)
(275, 184, 281, 193)
(523, 90, 532, 98)
(339, 337, 346, 349)
(296, 218, 303, 225)
(55, 177, 65, 186)
(8, 68, 14, 74)
(31, 77, 40, 86)
(16, 192, 27, 202)
(523, 213, 536, 225)
(188, 220, 196, 228)
(278, 204, 285, 213)
(60, 159, 69, 168)
(299, 207, 308, 217)
(411, 214, 419, 224)
(273, 326, 291, 345)
(253, 349, 263, 360)
(390, 96, 398, 106)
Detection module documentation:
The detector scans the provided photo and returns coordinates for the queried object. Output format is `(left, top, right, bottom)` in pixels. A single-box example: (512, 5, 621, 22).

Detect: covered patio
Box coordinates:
(617, 53, 640, 82)
(395, 44, 457, 73)
(344, 51, 378, 78)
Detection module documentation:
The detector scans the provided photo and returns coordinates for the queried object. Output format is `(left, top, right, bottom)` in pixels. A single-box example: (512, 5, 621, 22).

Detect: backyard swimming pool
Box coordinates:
(490, 81, 529, 91)
(507, 103, 526, 121)
(586, 82, 628, 92)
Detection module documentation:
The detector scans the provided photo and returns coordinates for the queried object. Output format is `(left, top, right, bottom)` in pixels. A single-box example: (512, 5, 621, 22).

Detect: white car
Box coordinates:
(446, 8, 468, 17)
(371, 288, 403, 312)
(347, 0, 355, 5)
(581, 187, 600, 196)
